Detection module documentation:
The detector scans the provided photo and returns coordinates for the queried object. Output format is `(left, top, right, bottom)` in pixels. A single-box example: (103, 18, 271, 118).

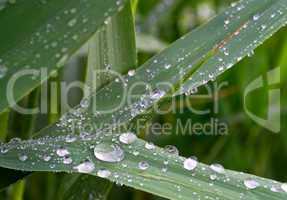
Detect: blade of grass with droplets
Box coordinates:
(0, 135, 286, 199)
(61, 1, 138, 199)
(0, 0, 128, 113)
(34, 0, 287, 138)
(176, 0, 287, 95)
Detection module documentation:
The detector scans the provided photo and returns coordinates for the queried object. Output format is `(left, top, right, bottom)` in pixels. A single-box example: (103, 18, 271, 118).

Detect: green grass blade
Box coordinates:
(0, 135, 286, 200)
(0, 0, 127, 113)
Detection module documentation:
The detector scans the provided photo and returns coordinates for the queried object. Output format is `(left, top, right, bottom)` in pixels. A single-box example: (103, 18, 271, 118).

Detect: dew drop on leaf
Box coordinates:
(94, 143, 124, 163)
(63, 156, 73, 164)
(183, 157, 198, 171)
(210, 163, 225, 174)
(150, 89, 165, 100)
(18, 154, 28, 162)
(281, 183, 287, 193)
(128, 69, 136, 76)
(73, 160, 95, 173)
(56, 147, 70, 157)
(145, 142, 155, 150)
(97, 169, 111, 178)
(119, 132, 137, 144)
(138, 161, 149, 170)
(244, 179, 260, 189)
(164, 145, 179, 155)
(209, 174, 217, 180)
(43, 155, 51, 162)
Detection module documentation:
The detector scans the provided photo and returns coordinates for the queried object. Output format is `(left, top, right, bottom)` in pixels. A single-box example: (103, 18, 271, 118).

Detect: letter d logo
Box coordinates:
(244, 67, 280, 133)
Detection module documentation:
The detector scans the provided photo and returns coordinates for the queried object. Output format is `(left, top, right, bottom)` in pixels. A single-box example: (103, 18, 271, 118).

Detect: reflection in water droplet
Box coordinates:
(94, 143, 124, 163)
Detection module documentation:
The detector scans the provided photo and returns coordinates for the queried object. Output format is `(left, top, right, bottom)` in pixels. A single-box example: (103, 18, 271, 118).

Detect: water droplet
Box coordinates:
(183, 157, 198, 171)
(281, 183, 287, 192)
(164, 145, 179, 155)
(244, 179, 260, 189)
(119, 132, 137, 144)
(210, 163, 225, 174)
(145, 142, 155, 150)
(80, 98, 90, 108)
(94, 143, 124, 163)
(63, 156, 73, 164)
(128, 69, 135, 76)
(164, 64, 171, 69)
(97, 169, 111, 178)
(56, 148, 69, 157)
(138, 161, 149, 170)
(68, 18, 77, 27)
(43, 155, 51, 162)
(253, 14, 260, 21)
(209, 174, 217, 180)
(150, 89, 165, 100)
(224, 19, 230, 25)
(0, 147, 8, 154)
(65, 135, 77, 143)
(74, 160, 95, 173)
(19, 154, 28, 162)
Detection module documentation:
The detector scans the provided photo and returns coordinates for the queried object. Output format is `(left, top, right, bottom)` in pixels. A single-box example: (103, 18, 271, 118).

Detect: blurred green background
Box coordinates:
(0, 0, 286, 199)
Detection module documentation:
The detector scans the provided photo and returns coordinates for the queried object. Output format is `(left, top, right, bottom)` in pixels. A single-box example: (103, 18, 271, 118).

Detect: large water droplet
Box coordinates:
(94, 143, 124, 163)
(74, 160, 95, 173)
(183, 157, 198, 171)
(210, 163, 225, 174)
(244, 179, 260, 189)
(119, 132, 137, 144)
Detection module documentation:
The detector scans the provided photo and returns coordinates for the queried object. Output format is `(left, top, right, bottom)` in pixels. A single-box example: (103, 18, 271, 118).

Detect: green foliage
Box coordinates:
(0, 0, 286, 199)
